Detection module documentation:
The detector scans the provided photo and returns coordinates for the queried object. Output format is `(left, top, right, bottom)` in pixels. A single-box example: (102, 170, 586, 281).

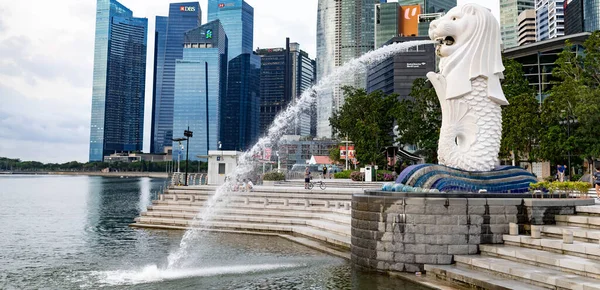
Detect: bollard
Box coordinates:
(159, 194, 165, 201)
(531, 225, 541, 239)
(563, 230, 573, 244)
(173, 195, 178, 202)
(264, 198, 269, 206)
(304, 199, 310, 207)
(244, 197, 249, 205)
(284, 199, 289, 206)
(344, 202, 350, 210)
(190, 195, 195, 202)
(509, 223, 518, 236)
(325, 201, 330, 208)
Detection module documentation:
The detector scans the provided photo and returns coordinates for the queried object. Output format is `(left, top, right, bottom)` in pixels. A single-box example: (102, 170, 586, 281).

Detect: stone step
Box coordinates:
(161, 192, 354, 200)
(556, 214, 600, 229)
(454, 255, 600, 289)
(425, 264, 546, 290)
(542, 225, 600, 243)
(148, 201, 351, 214)
(480, 244, 600, 279)
(132, 217, 350, 248)
(503, 234, 600, 261)
(166, 186, 365, 195)
(143, 207, 350, 224)
(139, 211, 351, 237)
(577, 205, 600, 216)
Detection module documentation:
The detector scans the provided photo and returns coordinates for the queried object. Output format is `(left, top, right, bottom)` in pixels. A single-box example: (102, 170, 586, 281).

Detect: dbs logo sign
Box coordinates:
(399, 5, 421, 36)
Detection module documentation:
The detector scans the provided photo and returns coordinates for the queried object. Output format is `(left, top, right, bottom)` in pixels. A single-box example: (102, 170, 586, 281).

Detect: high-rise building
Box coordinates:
(583, 0, 600, 32)
(256, 40, 316, 137)
(564, 0, 583, 35)
(375, 3, 400, 48)
(220, 53, 261, 151)
(89, 0, 148, 162)
(315, 0, 381, 138)
(398, 0, 455, 13)
(151, 3, 201, 154)
(207, 0, 253, 61)
(518, 9, 537, 46)
(208, 0, 260, 150)
(500, 0, 535, 49)
(367, 36, 436, 98)
(172, 20, 228, 161)
(536, 0, 565, 41)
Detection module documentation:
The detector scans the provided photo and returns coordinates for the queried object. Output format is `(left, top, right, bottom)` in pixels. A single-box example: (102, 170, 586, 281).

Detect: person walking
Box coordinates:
(594, 167, 600, 199)
(557, 164, 567, 182)
(328, 166, 332, 179)
(304, 167, 311, 189)
(322, 166, 328, 179)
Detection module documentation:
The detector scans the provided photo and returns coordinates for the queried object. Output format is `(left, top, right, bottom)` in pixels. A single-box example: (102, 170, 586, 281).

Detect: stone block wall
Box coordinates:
(351, 194, 527, 273)
(351, 193, 595, 273)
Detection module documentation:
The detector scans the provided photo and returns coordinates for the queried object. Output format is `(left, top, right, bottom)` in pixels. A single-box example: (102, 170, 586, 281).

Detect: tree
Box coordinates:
(538, 32, 600, 175)
(499, 58, 541, 165)
(328, 146, 342, 165)
(329, 87, 398, 166)
(392, 78, 441, 163)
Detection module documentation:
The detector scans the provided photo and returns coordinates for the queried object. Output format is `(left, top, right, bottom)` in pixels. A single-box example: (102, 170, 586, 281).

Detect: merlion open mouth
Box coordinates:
(435, 36, 455, 46)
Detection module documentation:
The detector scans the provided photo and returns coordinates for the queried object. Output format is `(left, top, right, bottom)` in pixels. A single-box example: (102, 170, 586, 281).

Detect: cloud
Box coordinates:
(0, 84, 89, 162)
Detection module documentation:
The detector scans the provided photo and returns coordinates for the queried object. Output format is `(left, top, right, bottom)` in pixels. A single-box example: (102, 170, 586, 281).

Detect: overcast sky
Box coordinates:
(0, 0, 498, 163)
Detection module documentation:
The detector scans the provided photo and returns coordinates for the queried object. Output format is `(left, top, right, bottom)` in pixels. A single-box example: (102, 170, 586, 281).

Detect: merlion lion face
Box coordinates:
(428, 6, 472, 57)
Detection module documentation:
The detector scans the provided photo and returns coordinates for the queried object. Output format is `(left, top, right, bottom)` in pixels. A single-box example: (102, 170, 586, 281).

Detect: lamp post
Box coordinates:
(172, 138, 187, 173)
(342, 135, 353, 170)
(184, 127, 193, 186)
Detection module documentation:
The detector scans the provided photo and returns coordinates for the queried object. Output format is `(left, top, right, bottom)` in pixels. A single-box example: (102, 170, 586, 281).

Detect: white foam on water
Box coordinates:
(165, 40, 437, 269)
(92, 263, 303, 286)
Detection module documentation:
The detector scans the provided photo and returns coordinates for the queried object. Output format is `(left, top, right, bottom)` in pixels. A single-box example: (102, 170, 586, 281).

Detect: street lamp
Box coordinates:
(184, 127, 193, 186)
(172, 137, 187, 173)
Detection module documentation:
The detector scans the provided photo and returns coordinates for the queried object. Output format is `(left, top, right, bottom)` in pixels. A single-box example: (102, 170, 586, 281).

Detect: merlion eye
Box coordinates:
(452, 17, 457, 20)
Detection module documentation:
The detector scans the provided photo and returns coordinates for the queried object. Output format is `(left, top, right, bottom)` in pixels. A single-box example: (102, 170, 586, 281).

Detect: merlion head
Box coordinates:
(428, 4, 507, 105)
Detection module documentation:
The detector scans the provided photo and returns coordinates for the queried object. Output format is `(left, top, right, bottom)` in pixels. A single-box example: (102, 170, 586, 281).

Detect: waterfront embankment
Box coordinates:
(0, 171, 168, 178)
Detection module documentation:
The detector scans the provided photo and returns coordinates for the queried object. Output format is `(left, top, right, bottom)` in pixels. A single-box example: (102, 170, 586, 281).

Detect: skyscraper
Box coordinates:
(536, 0, 565, 41)
(582, 0, 600, 32)
(172, 20, 228, 161)
(500, 0, 535, 49)
(375, 2, 400, 48)
(89, 0, 148, 162)
(150, 3, 201, 154)
(518, 9, 537, 46)
(208, 0, 260, 150)
(316, 0, 381, 138)
(256, 40, 316, 137)
(564, 0, 583, 35)
(208, 0, 253, 61)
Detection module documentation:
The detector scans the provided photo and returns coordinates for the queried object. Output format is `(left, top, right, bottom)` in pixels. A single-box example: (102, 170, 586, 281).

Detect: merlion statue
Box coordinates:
(426, 3, 507, 172)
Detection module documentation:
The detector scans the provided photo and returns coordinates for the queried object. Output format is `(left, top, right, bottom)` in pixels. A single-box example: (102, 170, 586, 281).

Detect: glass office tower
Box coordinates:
(89, 0, 147, 161)
(500, 0, 535, 48)
(208, 0, 260, 150)
(173, 20, 228, 161)
(208, 0, 253, 61)
(150, 2, 201, 154)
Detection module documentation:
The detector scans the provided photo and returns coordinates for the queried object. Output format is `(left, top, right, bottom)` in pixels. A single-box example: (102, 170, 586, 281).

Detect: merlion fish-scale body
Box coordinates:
(426, 3, 508, 172)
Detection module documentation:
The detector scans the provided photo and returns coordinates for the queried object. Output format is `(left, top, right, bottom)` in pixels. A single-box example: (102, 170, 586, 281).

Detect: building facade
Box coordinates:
(150, 3, 201, 154)
(536, 0, 565, 41)
(375, 2, 400, 48)
(502, 32, 588, 102)
(89, 0, 148, 161)
(583, 0, 600, 32)
(208, 0, 259, 150)
(207, 0, 253, 61)
(278, 137, 338, 170)
(565, 0, 584, 35)
(366, 36, 436, 99)
(518, 9, 537, 46)
(256, 41, 316, 137)
(220, 53, 261, 151)
(500, 0, 535, 49)
(316, 0, 383, 138)
(173, 21, 228, 161)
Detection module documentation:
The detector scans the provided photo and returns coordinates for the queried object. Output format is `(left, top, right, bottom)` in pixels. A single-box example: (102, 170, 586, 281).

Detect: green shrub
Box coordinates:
(571, 174, 583, 181)
(334, 170, 354, 179)
(263, 171, 285, 181)
(529, 181, 590, 196)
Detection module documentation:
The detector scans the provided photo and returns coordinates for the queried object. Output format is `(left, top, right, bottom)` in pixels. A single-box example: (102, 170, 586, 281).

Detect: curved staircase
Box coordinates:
(131, 185, 358, 258)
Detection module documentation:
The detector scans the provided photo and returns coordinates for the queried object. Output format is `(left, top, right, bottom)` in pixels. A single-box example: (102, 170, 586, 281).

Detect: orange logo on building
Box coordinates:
(399, 5, 421, 36)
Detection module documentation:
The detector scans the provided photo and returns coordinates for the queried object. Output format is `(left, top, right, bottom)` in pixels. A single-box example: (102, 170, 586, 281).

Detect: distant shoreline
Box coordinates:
(0, 171, 169, 178)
